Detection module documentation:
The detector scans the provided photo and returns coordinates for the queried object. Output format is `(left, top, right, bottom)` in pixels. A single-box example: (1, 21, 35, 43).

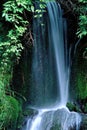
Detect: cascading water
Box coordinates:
(47, 2, 69, 106)
(22, 1, 81, 130)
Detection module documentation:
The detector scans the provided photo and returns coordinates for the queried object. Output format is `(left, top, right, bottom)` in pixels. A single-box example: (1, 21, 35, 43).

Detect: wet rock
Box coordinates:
(67, 102, 81, 112)
(80, 114, 87, 130)
(19, 108, 38, 129)
(23, 108, 38, 117)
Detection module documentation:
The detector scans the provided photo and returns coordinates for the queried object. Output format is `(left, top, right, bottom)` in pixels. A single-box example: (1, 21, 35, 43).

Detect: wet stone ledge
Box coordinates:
(80, 114, 87, 130)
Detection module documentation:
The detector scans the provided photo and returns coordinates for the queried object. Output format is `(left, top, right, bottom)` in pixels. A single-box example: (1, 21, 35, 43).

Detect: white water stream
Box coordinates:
(25, 108, 81, 130)
(22, 1, 81, 130)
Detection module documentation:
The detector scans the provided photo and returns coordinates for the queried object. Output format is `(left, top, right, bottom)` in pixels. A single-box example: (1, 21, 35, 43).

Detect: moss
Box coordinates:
(67, 102, 81, 112)
(50, 124, 60, 130)
(75, 57, 87, 113)
(76, 72, 87, 100)
(0, 95, 21, 130)
(23, 109, 36, 116)
(84, 103, 87, 113)
(80, 115, 87, 130)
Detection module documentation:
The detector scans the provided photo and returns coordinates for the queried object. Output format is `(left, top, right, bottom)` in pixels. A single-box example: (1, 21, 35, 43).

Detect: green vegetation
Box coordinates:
(0, 63, 22, 129)
(67, 102, 81, 112)
(57, 0, 87, 38)
(0, 0, 34, 129)
(0, 0, 50, 129)
(76, 71, 87, 113)
(77, 0, 87, 38)
(50, 125, 60, 130)
(1, 0, 33, 69)
(75, 57, 87, 100)
(75, 56, 87, 113)
(0, 94, 20, 129)
(77, 72, 87, 100)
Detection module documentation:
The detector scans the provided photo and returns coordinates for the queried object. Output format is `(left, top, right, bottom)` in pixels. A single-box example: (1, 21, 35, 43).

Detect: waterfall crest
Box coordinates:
(22, 1, 81, 130)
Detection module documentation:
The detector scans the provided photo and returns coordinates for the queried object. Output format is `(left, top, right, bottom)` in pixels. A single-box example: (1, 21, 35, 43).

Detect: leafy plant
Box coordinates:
(76, 0, 87, 38)
(0, 0, 35, 129)
(76, 72, 87, 100)
(1, 0, 31, 67)
(0, 94, 21, 129)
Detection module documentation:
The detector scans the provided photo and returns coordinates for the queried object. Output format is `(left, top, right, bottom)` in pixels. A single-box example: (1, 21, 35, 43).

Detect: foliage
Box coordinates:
(76, 72, 87, 100)
(0, 0, 50, 128)
(0, 0, 51, 128)
(75, 57, 87, 102)
(1, 0, 34, 69)
(34, 3, 46, 18)
(34, 0, 54, 18)
(0, 0, 34, 129)
(76, 71, 87, 113)
(67, 102, 81, 112)
(0, 68, 21, 129)
(0, 0, 52, 68)
(57, 0, 87, 38)
(76, 0, 87, 38)
(0, 88, 20, 129)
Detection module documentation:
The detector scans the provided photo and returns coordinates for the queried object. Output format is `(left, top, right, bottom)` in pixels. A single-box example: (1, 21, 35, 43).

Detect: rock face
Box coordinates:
(50, 113, 87, 130)
(22, 108, 81, 130)
(80, 114, 87, 130)
(21, 108, 87, 130)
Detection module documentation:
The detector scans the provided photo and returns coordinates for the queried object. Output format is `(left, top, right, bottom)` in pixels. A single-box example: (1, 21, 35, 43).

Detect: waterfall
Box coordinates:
(22, 1, 81, 130)
(47, 2, 69, 106)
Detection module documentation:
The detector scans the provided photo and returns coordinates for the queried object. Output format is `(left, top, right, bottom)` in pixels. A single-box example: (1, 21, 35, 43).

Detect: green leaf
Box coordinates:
(31, 5, 34, 12)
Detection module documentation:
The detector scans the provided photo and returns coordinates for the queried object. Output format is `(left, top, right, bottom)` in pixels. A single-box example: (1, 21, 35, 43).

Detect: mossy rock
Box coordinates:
(19, 108, 38, 129)
(80, 114, 87, 130)
(67, 102, 81, 112)
(50, 124, 60, 130)
(76, 72, 87, 100)
(84, 103, 87, 113)
(0, 95, 21, 130)
(23, 108, 38, 117)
